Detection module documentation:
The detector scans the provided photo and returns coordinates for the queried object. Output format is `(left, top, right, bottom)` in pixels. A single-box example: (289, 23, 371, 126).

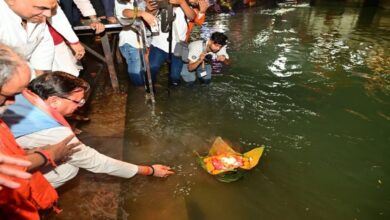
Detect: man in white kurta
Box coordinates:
(49, 1, 105, 76)
(0, 0, 57, 77)
(2, 92, 139, 188)
(15, 126, 139, 188)
(2, 72, 173, 188)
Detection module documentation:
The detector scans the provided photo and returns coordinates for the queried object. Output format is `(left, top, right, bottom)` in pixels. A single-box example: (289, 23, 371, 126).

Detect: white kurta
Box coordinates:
(0, 0, 54, 73)
(51, 42, 82, 77)
(49, 6, 79, 44)
(16, 126, 138, 188)
(49, 7, 82, 76)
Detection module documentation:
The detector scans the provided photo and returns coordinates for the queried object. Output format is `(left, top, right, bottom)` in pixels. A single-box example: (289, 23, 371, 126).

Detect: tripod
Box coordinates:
(135, 21, 156, 103)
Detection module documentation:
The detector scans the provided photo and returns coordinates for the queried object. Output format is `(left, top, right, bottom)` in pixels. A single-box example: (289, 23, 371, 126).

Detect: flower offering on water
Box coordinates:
(197, 137, 265, 182)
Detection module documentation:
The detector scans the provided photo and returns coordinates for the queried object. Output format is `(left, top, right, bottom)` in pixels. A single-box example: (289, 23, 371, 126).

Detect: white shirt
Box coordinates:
(188, 40, 229, 62)
(74, 0, 97, 17)
(16, 126, 139, 179)
(115, 0, 144, 48)
(0, 0, 54, 71)
(151, 7, 187, 53)
(49, 6, 79, 44)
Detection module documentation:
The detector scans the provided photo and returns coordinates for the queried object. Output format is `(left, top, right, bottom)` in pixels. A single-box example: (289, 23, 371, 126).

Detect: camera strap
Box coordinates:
(202, 40, 207, 52)
(201, 40, 209, 70)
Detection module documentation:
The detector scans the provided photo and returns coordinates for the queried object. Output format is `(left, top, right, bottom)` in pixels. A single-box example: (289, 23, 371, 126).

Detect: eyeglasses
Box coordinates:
(60, 96, 86, 107)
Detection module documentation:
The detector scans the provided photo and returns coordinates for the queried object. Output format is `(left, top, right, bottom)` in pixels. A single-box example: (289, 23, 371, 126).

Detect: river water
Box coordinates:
(121, 3, 389, 220)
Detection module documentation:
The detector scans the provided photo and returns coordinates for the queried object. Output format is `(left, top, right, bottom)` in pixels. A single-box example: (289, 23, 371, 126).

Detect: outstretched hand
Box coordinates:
(151, 164, 174, 177)
(0, 154, 32, 190)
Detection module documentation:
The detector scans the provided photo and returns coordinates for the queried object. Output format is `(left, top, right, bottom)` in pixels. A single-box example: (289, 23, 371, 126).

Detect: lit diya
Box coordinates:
(197, 137, 265, 182)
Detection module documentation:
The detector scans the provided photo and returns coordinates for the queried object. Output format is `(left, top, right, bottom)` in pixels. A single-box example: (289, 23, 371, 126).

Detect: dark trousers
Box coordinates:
(59, 0, 81, 26)
(149, 45, 183, 86)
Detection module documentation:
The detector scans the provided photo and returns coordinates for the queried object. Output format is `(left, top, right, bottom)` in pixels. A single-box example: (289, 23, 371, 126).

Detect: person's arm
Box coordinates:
(122, 9, 157, 26)
(188, 51, 206, 71)
(49, 7, 79, 44)
(137, 165, 174, 177)
(170, 0, 195, 20)
(73, 0, 105, 32)
(193, 9, 205, 26)
(115, 1, 157, 26)
(216, 46, 230, 65)
(17, 127, 174, 178)
(216, 55, 230, 65)
(64, 133, 173, 178)
(194, 0, 209, 25)
(88, 17, 105, 34)
(48, 7, 85, 59)
(22, 126, 174, 178)
(115, 0, 157, 26)
(24, 134, 81, 171)
(73, 0, 97, 17)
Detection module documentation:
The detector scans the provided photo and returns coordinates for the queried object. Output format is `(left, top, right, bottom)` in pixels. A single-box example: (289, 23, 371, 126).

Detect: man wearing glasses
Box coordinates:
(0, 43, 84, 218)
(2, 71, 174, 189)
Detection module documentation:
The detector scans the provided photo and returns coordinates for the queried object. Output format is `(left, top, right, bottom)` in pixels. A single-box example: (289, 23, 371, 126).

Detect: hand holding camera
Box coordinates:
(198, 52, 207, 62)
(197, 52, 213, 64)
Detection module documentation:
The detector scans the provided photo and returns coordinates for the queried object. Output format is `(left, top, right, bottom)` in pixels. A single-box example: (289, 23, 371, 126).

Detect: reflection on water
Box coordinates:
(365, 46, 390, 97)
(120, 4, 390, 220)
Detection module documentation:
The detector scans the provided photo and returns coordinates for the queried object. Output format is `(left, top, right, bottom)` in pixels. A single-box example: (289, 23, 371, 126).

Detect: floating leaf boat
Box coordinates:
(197, 137, 265, 182)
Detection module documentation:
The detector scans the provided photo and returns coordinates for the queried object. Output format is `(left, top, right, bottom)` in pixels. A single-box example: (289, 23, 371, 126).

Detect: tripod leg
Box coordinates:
(139, 24, 156, 103)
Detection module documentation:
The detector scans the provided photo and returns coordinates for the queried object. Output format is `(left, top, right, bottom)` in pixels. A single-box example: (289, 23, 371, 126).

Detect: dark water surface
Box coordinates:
(121, 4, 389, 220)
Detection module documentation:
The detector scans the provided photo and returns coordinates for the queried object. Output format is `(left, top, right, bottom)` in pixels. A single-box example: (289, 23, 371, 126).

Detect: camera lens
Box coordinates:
(204, 54, 213, 63)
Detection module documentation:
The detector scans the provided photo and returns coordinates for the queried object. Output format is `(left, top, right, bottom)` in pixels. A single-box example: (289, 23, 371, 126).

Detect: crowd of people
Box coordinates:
(0, 0, 231, 218)
(115, 0, 230, 86)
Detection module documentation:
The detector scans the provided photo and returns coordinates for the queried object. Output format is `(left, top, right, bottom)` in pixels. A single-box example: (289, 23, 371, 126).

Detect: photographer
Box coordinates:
(148, 0, 195, 86)
(181, 32, 230, 84)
